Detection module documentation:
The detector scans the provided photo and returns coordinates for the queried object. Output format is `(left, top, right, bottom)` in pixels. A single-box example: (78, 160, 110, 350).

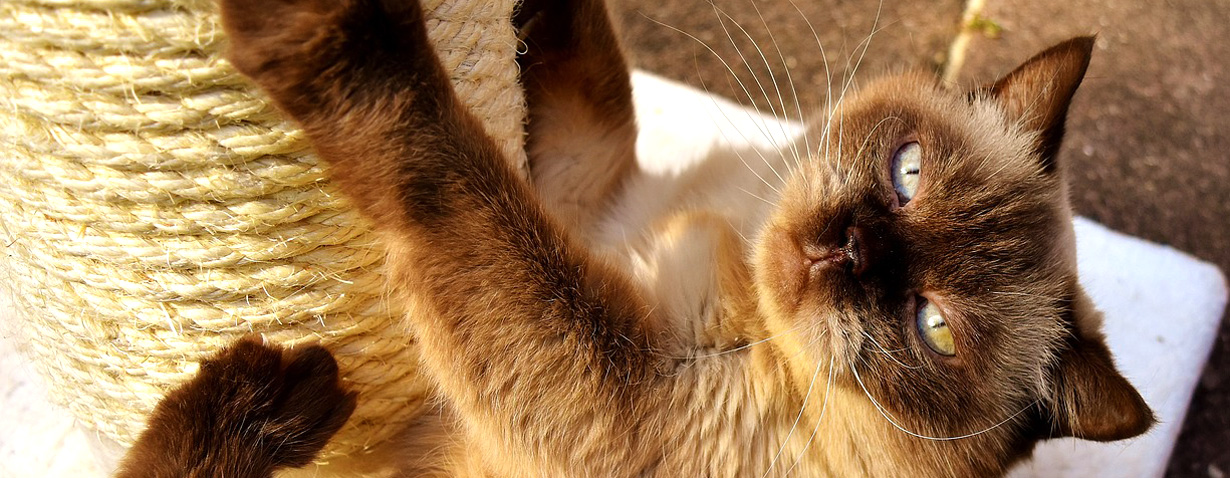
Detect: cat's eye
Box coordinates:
(916, 298, 955, 356)
(891, 142, 922, 202)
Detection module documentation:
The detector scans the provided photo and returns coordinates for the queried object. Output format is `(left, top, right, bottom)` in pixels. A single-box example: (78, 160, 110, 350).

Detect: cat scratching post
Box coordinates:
(0, 0, 526, 458)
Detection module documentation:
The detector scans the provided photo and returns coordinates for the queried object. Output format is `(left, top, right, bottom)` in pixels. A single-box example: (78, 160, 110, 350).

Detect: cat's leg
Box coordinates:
(219, 0, 674, 475)
(114, 337, 356, 478)
(514, 0, 639, 237)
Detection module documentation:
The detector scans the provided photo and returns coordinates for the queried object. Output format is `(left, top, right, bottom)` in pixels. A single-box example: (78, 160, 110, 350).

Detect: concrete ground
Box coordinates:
(610, 0, 1230, 476)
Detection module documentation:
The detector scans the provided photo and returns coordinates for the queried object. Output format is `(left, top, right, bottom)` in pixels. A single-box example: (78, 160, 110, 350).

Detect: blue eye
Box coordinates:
(892, 142, 922, 202)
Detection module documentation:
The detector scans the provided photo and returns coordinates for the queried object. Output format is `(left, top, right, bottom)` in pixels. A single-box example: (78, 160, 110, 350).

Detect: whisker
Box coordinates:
(691, 64, 788, 196)
(782, 352, 835, 476)
(762, 336, 828, 478)
(785, 0, 836, 166)
(648, 15, 790, 196)
(653, 320, 813, 362)
(779, 320, 834, 366)
(706, 5, 786, 126)
(835, 0, 889, 106)
(827, 0, 888, 185)
(724, 216, 752, 245)
(738, 186, 777, 206)
(860, 330, 922, 370)
(745, 1, 810, 177)
(708, 4, 792, 180)
(847, 115, 906, 182)
(643, 14, 787, 152)
(857, 115, 905, 156)
(850, 359, 1036, 441)
(715, 1, 805, 173)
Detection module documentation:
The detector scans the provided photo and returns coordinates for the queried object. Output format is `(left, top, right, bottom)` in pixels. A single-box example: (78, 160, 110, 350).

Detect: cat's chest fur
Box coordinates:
(588, 143, 791, 351)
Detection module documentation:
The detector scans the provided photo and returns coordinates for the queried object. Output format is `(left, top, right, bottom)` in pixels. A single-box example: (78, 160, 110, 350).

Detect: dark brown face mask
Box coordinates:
(754, 36, 1152, 455)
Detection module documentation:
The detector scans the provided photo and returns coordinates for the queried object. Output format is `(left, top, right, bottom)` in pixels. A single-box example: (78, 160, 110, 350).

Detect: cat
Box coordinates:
(113, 0, 1154, 476)
(114, 337, 356, 478)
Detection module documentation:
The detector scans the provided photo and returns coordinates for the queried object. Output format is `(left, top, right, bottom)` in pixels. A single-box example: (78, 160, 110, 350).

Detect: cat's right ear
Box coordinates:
(1042, 292, 1154, 442)
(1045, 333, 1155, 441)
(978, 36, 1095, 174)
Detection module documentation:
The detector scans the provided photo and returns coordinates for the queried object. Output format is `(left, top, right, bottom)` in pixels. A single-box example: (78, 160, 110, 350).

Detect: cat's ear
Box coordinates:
(1044, 295, 1154, 441)
(980, 36, 1095, 173)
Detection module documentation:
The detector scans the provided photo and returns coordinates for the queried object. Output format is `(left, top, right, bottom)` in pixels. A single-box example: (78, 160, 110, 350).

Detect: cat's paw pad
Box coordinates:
(188, 337, 358, 469)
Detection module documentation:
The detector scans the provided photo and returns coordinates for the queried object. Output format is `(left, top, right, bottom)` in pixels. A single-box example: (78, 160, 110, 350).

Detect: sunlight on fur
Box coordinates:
(114, 1, 1153, 477)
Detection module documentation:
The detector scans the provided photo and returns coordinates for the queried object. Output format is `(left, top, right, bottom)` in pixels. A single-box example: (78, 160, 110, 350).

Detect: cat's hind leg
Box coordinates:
(515, 0, 639, 237)
(114, 337, 356, 478)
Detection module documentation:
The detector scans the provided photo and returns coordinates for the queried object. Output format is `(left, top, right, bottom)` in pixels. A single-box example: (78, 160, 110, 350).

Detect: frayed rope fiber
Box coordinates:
(0, 0, 527, 457)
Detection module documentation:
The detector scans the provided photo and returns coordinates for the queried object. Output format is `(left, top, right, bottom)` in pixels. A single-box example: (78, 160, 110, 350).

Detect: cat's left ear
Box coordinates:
(1044, 292, 1155, 441)
(980, 36, 1095, 173)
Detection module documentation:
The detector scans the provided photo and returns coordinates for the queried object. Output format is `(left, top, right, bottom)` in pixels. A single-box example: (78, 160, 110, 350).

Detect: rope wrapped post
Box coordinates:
(0, 0, 527, 459)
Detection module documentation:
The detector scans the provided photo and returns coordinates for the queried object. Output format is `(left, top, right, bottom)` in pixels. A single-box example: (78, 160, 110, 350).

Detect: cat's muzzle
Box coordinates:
(802, 225, 871, 278)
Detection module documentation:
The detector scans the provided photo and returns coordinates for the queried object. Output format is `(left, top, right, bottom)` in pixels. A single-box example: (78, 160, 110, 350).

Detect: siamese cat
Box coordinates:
(114, 0, 1153, 476)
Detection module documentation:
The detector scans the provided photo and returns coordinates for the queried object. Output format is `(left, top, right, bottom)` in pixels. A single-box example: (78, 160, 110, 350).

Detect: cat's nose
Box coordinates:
(842, 226, 871, 276)
(800, 225, 871, 276)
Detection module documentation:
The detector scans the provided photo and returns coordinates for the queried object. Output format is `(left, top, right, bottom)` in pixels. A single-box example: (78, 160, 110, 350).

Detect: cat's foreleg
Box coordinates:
(114, 338, 356, 478)
(515, 0, 639, 236)
(220, 0, 674, 474)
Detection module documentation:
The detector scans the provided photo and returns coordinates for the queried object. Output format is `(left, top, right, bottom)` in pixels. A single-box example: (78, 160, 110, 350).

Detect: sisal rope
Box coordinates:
(0, 0, 527, 458)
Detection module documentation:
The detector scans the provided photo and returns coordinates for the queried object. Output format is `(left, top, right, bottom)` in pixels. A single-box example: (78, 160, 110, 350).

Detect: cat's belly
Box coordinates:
(588, 146, 782, 349)
(610, 210, 743, 346)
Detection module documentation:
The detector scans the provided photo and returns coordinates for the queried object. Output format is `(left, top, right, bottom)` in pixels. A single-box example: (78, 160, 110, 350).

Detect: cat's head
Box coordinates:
(752, 37, 1152, 470)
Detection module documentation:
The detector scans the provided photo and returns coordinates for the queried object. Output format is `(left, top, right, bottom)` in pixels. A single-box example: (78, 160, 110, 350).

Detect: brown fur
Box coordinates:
(117, 0, 1153, 476)
(114, 337, 356, 478)
(516, 0, 640, 238)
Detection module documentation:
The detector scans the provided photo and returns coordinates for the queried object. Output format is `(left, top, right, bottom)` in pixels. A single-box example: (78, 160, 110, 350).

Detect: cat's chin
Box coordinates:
(753, 226, 857, 360)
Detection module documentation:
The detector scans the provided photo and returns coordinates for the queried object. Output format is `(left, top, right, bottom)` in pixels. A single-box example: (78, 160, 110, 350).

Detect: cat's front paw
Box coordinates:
(116, 337, 357, 478)
(225, 338, 358, 468)
(218, 0, 433, 119)
(195, 337, 358, 469)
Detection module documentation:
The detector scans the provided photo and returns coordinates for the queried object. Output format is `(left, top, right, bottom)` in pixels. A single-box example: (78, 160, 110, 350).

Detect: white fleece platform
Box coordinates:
(0, 71, 1224, 478)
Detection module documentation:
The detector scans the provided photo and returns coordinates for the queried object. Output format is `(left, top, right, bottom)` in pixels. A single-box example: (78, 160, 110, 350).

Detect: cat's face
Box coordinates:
(751, 37, 1152, 465)
(757, 70, 1069, 430)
